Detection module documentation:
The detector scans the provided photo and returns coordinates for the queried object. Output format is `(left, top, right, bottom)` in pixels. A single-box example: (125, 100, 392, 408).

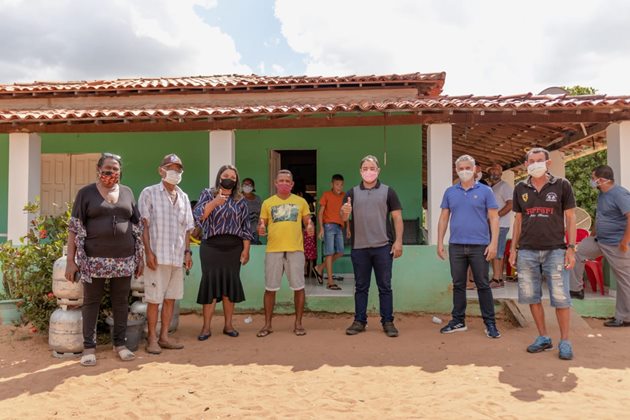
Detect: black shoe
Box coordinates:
(440, 321, 468, 334)
(484, 323, 501, 339)
(603, 318, 630, 327)
(346, 321, 366, 335)
(382, 322, 399, 337)
(223, 329, 240, 337)
(570, 289, 585, 300)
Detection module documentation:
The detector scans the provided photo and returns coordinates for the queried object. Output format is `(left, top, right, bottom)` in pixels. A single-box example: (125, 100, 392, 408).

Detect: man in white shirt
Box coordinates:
(139, 154, 194, 354)
(486, 164, 513, 288)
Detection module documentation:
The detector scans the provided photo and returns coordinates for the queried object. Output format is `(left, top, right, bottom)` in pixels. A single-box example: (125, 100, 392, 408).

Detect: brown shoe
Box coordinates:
(158, 340, 184, 350)
(489, 279, 504, 288)
(146, 341, 162, 354)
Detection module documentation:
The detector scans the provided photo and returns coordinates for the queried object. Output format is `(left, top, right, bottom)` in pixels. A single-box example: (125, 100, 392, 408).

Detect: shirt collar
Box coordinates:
(359, 180, 381, 190)
(159, 181, 182, 194)
(455, 181, 481, 191)
(525, 173, 558, 188)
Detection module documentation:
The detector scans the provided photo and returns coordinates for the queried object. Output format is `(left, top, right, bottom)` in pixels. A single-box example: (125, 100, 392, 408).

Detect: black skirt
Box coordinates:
(197, 234, 245, 304)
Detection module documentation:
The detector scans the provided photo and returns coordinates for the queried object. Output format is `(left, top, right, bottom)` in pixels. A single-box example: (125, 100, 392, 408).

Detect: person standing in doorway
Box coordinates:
(509, 147, 577, 360)
(437, 155, 501, 338)
(257, 169, 314, 337)
(139, 154, 194, 354)
(486, 163, 514, 287)
(342, 155, 404, 338)
(313, 174, 350, 290)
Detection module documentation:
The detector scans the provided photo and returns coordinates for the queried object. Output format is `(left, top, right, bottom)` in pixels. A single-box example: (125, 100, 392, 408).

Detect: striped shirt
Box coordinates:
(138, 182, 195, 267)
(193, 188, 253, 241)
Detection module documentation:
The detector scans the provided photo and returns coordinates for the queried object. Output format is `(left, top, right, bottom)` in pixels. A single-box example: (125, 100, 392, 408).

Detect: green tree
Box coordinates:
(563, 86, 597, 95)
(565, 150, 607, 220)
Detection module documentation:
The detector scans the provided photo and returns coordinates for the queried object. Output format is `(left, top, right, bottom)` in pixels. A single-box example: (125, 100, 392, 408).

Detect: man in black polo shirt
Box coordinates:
(509, 147, 577, 360)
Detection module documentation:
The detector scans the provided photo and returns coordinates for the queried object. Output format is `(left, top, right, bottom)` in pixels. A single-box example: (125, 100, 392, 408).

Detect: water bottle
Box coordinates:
(244, 315, 253, 324)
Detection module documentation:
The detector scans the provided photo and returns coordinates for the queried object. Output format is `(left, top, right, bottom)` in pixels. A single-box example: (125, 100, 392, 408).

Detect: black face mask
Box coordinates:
(220, 178, 237, 190)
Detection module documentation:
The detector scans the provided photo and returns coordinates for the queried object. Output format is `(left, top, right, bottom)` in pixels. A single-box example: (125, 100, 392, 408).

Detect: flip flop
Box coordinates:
(223, 329, 240, 338)
(332, 275, 344, 281)
(114, 346, 136, 361)
(311, 267, 324, 285)
(197, 331, 211, 341)
(293, 327, 307, 336)
(256, 328, 273, 338)
(326, 283, 342, 290)
(80, 353, 96, 367)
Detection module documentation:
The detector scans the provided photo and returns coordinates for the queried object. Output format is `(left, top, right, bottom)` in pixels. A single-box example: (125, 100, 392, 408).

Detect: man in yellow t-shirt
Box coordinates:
(257, 169, 314, 338)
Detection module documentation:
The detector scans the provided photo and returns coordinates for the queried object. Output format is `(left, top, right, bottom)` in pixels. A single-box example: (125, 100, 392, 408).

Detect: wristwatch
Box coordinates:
(567, 244, 576, 250)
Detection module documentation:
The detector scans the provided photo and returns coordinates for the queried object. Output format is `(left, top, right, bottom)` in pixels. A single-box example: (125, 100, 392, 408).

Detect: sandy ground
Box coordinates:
(1, 312, 629, 419)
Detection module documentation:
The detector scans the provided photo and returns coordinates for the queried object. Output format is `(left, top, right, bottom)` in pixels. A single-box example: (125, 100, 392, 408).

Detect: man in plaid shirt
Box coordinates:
(139, 154, 195, 354)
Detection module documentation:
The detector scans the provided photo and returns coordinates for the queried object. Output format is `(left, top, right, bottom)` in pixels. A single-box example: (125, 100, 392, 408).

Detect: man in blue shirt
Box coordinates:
(571, 165, 630, 327)
(437, 154, 500, 338)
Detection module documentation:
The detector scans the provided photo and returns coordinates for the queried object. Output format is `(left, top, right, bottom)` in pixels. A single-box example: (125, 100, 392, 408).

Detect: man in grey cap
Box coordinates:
(139, 154, 195, 354)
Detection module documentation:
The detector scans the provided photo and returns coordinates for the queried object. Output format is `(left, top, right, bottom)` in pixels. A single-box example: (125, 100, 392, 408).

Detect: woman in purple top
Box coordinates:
(193, 164, 253, 340)
(64, 153, 144, 366)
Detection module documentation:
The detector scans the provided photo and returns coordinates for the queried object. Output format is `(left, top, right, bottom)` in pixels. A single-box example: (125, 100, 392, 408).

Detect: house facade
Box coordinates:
(1, 73, 630, 316)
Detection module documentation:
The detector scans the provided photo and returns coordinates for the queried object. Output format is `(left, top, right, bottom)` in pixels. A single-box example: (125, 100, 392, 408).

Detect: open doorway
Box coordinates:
(269, 149, 317, 200)
(269, 149, 354, 297)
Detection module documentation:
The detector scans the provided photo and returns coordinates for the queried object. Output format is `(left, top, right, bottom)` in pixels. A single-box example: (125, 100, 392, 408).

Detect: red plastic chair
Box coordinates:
(504, 239, 514, 277)
(585, 256, 605, 295)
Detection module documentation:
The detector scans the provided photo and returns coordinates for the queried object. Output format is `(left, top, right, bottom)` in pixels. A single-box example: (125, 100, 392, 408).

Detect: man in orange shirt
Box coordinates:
(313, 174, 350, 290)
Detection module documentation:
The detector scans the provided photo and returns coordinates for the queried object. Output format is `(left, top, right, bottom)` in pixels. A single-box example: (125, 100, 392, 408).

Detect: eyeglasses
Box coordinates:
(102, 152, 122, 161)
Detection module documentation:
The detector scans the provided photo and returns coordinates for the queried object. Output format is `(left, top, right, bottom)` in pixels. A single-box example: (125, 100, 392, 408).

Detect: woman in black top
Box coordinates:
(65, 153, 144, 366)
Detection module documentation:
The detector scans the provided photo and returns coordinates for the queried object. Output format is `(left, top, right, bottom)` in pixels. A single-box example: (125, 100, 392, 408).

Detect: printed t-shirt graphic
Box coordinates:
(260, 194, 310, 252)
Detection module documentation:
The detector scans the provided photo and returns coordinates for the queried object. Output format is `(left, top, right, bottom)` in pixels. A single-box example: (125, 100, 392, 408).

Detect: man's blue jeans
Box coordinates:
(351, 245, 394, 324)
(449, 244, 496, 324)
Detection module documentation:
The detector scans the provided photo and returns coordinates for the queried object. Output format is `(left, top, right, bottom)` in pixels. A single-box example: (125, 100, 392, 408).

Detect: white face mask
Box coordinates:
(457, 170, 474, 182)
(527, 161, 547, 178)
(164, 170, 182, 185)
(242, 185, 254, 194)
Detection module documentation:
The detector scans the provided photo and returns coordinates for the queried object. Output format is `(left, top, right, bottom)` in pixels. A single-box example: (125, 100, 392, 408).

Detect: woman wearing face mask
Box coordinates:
(241, 178, 262, 245)
(64, 152, 144, 367)
(193, 165, 253, 340)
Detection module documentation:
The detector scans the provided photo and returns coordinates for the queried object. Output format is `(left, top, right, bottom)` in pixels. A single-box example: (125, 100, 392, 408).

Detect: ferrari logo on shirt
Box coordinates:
(522, 193, 528, 202)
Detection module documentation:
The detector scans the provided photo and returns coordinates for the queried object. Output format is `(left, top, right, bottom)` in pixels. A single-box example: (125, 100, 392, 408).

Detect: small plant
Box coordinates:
(0, 201, 70, 331)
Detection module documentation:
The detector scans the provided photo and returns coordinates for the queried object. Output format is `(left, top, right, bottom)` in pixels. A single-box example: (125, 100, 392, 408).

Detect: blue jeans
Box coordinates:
(351, 245, 393, 324)
(323, 223, 344, 256)
(449, 244, 496, 324)
(517, 249, 571, 308)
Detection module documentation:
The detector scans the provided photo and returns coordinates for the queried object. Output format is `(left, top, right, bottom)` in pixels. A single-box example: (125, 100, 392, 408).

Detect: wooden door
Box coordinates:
(41, 154, 71, 216)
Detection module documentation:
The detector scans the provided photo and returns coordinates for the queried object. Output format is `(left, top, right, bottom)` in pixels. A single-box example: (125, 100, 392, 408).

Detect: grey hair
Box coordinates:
(455, 154, 475, 167)
(360, 155, 380, 168)
(276, 169, 293, 180)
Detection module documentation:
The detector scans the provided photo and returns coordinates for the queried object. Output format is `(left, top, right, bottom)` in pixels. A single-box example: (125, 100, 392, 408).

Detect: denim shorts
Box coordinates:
(323, 223, 345, 256)
(497, 227, 509, 257)
(517, 249, 571, 308)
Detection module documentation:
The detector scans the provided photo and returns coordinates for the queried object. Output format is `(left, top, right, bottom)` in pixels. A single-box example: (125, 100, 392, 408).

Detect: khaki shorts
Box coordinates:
(143, 264, 184, 304)
(264, 251, 305, 291)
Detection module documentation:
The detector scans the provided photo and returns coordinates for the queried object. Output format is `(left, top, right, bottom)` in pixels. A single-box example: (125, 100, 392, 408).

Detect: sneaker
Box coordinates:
(382, 321, 399, 337)
(603, 318, 630, 327)
(558, 340, 574, 360)
(440, 321, 468, 334)
(526, 336, 553, 353)
(484, 323, 501, 338)
(345, 321, 366, 335)
(570, 289, 585, 300)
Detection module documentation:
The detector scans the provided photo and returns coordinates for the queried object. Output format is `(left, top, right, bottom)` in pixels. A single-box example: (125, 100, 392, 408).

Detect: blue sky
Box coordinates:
(198, 0, 306, 75)
(1, 0, 629, 95)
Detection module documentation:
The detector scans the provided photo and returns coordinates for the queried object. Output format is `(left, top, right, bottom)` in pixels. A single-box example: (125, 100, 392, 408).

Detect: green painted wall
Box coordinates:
(181, 244, 453, 315)
(0, 135, 7, 243)
(235, 126, 423, 222)
(42, 132, 210, 201)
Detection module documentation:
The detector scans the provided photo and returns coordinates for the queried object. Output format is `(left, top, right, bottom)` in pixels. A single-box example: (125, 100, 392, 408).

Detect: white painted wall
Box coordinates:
(549, 150, 566, 179)
(427, 124, 453, 245)
(8, 133, 41, 242)
(606, 121, 630, 189)
(209, 130, 236, 185)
